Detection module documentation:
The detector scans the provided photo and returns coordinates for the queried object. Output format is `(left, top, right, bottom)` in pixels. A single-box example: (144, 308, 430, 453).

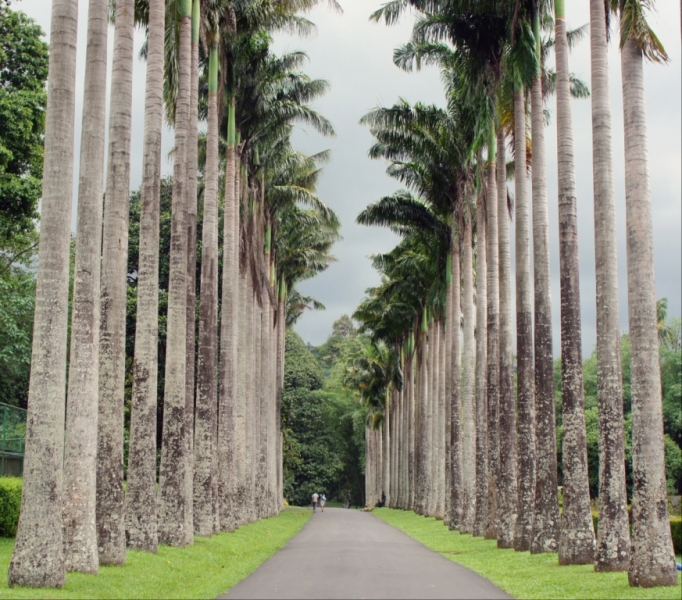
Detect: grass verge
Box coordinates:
(374, 508, 682, 600)
(0, 508, 310, 599)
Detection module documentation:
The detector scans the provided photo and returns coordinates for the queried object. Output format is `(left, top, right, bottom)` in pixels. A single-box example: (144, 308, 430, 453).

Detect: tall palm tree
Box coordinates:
(125, 0, 165, 554)
(62, 0, 109, 574)
(509, 15, 538, 554)
(616, 0, 677, 586)
(158, 0, 192, 547)
(589, 0, 630, 572)
(530, 0, 560, 555)
(98, 0, 135, 566)
(193, 32, 220, 538)
(8, 0, 79, 588)
(554, 0, 595, 565)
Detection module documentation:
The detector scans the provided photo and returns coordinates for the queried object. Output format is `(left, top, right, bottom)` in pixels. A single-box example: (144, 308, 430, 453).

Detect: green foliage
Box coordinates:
(0, 6, 48, 244)
(0, 508, 310, 598)
(671, 518, 682, 555)
(375, 508, 681, 599)
(0, 477, 21, 537)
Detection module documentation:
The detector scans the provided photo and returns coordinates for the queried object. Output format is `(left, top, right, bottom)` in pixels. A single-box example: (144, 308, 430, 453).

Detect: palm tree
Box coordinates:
(158, 0, 192, 547)
(589, 0, 630, 572)
(616, 0, 677, 586)
(8, 0, 79, 588)
(61, 0, 109, 574)
(183, 0, 201, 545)
(554, 0, 595, 565)
(193, 32, 220, 538)
(125, 0, 165, 554)
(530, 1, 560, 555)
(98, 0, 135, 566)
(509, 14, 538, 554)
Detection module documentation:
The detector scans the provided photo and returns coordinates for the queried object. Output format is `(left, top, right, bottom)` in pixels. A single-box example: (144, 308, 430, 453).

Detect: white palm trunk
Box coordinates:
(8, 0, 78, 588)
(555, 4, 596, 565)
(448, 234, 462, 530)
(485, 145, 500, 541)
(461, 215, 476, 533)
(97, 0, 134, 564)
(496, 128, 517, 549)
(236, 270, 248, 524)
(62, 0, 108, 574)
(193, 45, 219, 537)
(589, 0, 630, 571)
(620, 35, 677, 588)
(473, 195, 488, 538)
(125, 0, 164, 553)
(530, 22, 560, 554)
(513, 87, 536, 553)
(183, 0, 200, 546)
(158, 0, 192, 547)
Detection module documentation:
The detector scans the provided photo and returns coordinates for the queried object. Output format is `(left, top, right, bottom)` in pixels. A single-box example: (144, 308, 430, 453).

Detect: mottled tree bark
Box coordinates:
(448, 234, 463, 531)
(461, 216, 476, 533)
(437, 320, 447, 518)
(8, 0, 78, 588)
(193, 45, 219, 537)
(182, 0, 200, 547)
(473, 195, 489, 538)
(496, 128, 517, 549)
(236, 271, 248, 524)
(62, 0, 108, 574)
(530, 19, 560, 554)
(513, 87, 536, 553)
(158, 0, 191, 548)
(125, 0, 164, 554)
(620, 36, 677, 588)
(555, 4, 596, 565)
(383, 387, 391, 506)
(590, 0, 630, 571)
(485, 145, 500, 541)
(97, 0, 134, 565)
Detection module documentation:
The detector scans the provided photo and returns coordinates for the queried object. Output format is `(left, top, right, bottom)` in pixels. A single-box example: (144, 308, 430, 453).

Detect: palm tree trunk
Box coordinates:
(8, 0, 78, 588)
(125, 0, 164, 554)
(530, 12, 560, 556)
(430, 322, 441, 517)
(589, 0, 630, 571)
(437, 320, 446, 518)
(258, 293, 269, 519)
(485, 140, 500, 541)
(383, 387, 391, 506)
(219, 110, 239, 530)
(497, 127, 517, 549)
(408, 347, 416, 510)
(416, 327, 427, 514)
(182, 0, 200, 546)
(473, 194, 489, 538)
(448, 234, 462, 530)
(236, 270, 248, 524)
(97, 0, 134, 564)
(425, 320, 435, 514)
(158, 0, 192, 548)
(193, 44, 219, 537)
(444, 259, 454, 527)
(247, 271, 258, 522)
(620, 35, 677, 588)
(461, 215, 476, 533)
(513, 86, 536, 553)
(62, 0, 108, 574)
(555, 2, 596, 565)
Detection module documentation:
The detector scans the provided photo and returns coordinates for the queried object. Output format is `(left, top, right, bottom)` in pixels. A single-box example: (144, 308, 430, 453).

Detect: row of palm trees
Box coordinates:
(9, 0, 340, 589)
(357, 0, 677, 588)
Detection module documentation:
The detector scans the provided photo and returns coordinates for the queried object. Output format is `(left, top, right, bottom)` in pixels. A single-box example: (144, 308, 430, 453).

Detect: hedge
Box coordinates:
(0, 477, 22, 537)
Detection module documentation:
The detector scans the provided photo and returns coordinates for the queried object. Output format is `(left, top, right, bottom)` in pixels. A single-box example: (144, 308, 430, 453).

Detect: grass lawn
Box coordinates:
(0, 508, 310, 599)
(374, 508, 682, 600)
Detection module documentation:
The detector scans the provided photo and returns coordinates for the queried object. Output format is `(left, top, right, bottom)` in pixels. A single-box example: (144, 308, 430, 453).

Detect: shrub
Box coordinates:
(0, 477, 22, 537)
(593, 514, 682, 555)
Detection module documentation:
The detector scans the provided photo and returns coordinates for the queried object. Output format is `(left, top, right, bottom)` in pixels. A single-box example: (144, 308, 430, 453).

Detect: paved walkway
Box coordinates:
(221, 508, 512, 599)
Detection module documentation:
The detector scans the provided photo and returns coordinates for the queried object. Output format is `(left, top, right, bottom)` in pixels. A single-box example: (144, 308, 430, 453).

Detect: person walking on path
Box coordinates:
(311, 492, 319, 512)
(320, 493, 326, 512)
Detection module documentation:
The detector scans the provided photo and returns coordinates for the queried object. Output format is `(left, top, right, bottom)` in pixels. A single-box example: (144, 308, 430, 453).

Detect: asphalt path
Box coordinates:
(221, 508, 512, 599)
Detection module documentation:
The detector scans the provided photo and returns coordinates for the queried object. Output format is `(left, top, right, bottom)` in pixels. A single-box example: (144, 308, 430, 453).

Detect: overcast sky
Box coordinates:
(18, 0, 682, 356)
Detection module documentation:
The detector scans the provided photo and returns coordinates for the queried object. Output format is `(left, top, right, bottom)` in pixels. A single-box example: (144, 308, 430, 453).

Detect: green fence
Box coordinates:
(0, 403, 26, 476)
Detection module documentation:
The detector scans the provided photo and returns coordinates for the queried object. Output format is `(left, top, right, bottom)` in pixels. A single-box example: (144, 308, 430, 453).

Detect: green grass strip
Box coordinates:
(0, 508, 310, 599)
(374, 508, 682, 599)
